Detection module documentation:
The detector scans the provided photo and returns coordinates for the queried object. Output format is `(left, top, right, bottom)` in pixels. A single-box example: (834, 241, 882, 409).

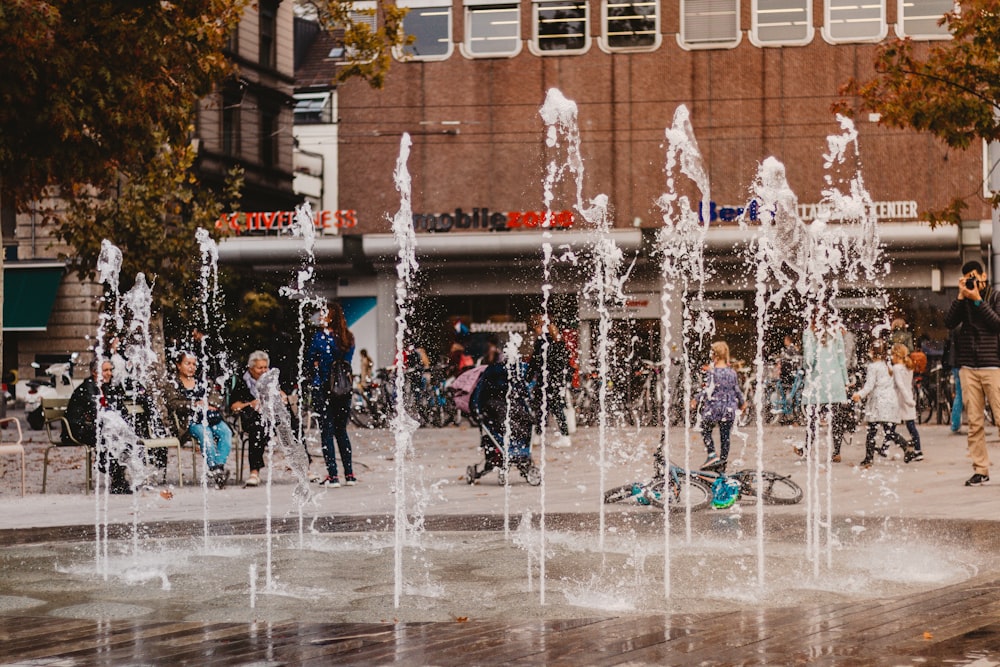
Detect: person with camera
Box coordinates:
(944, 260, 1000, 486)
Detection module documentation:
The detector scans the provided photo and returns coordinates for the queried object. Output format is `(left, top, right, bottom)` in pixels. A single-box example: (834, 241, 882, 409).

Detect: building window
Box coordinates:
(260, 104, 280, 168)
(532, 0, 589, 55)
(226, 22, 240, 55)
(222, 89, 241, 158)
(259, 0, 278, 68)
(601, 0, 658, 51)
(398, 1, 453, 60)
(343, 2, 378, 62)
(294, 92, 334, 125)
(823, 0, 886, 43)
(680, 0, 741, 49)
(896, 0, 952, 38)
(461, 1, 522, 58)
(751, 0, 813, 45)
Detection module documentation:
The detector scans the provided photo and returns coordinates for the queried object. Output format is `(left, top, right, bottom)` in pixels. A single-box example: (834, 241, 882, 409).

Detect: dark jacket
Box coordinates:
(528, 335, 569, 392)
(944, 286, 1000, 368)
(65, 377, 125, 446)
(307, 328, 355, 391)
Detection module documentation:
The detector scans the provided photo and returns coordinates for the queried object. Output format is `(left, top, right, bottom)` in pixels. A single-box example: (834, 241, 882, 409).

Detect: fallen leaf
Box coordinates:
(912, 488, 924, 494)
(159, 489, 173, 500)
(455, 616, 468, 623)
(923, 632, 933, 640)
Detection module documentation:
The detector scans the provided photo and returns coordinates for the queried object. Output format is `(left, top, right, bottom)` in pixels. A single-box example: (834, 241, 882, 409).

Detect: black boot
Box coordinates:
(109, 462, 132, 495)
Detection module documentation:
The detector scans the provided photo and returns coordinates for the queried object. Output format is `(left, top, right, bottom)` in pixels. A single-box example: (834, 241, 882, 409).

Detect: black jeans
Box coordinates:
(317, 390, 353, 478)
(242, 413, 268, 472)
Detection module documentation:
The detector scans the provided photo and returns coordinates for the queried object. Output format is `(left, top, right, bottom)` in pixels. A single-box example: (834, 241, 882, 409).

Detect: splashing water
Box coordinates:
(743, 114, 887, 580)
(280, 202, 326, 546)
(502, 332, 524, 539)
(540, 89, 635, 563)
(256, 368, 313, 589)
(655, 104, 716, 596)
(390, 133, 422, 609)
(194, 227, 230, 548)
(94, 240, 125, 579)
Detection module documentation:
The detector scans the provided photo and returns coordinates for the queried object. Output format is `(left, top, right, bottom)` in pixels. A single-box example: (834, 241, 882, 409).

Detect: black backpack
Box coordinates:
(329, 358, 353, 398)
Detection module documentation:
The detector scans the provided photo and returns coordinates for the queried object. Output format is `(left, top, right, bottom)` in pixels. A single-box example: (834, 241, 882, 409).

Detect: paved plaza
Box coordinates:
(2, 419, 1000, 664)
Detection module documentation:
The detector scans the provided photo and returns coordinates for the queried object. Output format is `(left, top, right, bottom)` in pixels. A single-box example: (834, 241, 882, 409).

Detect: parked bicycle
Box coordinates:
(628, 359, 666, 427)
(769, 366, 805, 425)
(915, 363, 953, 425)
(348, 373, 389, 429)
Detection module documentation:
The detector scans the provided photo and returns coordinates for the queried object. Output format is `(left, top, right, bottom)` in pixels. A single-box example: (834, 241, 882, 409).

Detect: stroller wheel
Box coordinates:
(466, 465, 478, 485)
(524, 465, 541, 486)
(497, 469, 508, 486)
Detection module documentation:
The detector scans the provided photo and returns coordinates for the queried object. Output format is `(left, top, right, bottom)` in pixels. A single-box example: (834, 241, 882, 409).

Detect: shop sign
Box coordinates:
(412, 208, 574, 233)
(798, 200, 918, 222)
(698, 200, 919, 224)
(580, 293, 661, 320)
(215, 210, 358, 235)
(471, 322, 529, 333)
(691, 299, 744, 312)
(831, 296, 886, 310)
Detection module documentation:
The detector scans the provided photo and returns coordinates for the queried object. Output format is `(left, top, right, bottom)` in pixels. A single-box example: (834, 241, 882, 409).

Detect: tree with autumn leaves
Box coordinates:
(0, 0, 405, 371)
(843, 0, 1000, 224)
(0, 0, 250, 310)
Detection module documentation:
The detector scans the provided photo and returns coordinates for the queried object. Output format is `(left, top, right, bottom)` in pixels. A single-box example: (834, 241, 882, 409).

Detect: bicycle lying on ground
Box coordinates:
(604, 462, 713, 512)
(605, 461, 802, 511)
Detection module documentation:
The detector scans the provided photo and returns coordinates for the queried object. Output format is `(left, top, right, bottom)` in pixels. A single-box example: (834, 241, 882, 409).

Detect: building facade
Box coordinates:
(219, 0, 989, 374)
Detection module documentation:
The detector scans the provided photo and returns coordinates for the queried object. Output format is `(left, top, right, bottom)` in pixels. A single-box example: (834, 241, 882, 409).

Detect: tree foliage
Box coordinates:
(301, 0, 411, 88)
(58, 140, 243, 313)
(0, 0, 249, 210)
(841, 0, 1000, 222)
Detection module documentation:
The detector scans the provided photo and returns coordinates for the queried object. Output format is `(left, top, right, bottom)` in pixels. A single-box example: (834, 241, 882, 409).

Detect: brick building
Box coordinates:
(225, 0, 989, 371)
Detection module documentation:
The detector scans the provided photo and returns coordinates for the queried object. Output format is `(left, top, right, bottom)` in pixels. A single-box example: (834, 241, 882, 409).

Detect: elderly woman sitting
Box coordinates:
(228, 350, 274, 487)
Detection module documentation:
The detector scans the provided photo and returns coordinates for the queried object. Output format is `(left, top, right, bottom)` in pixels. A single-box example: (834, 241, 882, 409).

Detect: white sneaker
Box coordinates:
(552, 435, 572, 448)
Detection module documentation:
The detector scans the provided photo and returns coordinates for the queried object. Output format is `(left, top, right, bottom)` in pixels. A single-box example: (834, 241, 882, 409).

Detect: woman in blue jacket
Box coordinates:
(307, 301, 356, 487)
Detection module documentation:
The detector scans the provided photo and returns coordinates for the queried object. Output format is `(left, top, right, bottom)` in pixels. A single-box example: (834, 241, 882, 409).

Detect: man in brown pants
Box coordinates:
(945, 260, 1000, 486)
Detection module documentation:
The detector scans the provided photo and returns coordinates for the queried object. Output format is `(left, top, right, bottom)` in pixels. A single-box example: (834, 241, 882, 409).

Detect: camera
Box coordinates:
(966, 277, 977, 290)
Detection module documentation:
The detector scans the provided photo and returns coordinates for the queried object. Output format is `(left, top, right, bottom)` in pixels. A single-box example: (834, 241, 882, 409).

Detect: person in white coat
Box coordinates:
(851, 340, 916, 468)
(891, 343, 924, 462)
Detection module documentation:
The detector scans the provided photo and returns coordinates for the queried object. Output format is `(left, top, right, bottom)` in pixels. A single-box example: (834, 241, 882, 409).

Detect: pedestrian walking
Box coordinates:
(695, 341, 745, 471)
(851, 340, 915, 468)
(891, 343, 923, 462)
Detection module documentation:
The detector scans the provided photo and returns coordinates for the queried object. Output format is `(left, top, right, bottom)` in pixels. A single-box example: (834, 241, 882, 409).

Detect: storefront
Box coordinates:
(217, 217, 979, 376)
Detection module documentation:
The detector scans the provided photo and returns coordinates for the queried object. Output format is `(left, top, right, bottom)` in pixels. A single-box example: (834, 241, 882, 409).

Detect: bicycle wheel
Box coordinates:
(349, 389, 374, 429)
(646, 475, 712, 512)
(738, 470, 802, 505)
(916, 385, 933, 424)
(604, 483, 641, 504)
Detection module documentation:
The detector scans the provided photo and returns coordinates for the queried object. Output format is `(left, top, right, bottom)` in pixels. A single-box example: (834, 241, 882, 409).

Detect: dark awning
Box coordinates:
(4, 262, 65, 331)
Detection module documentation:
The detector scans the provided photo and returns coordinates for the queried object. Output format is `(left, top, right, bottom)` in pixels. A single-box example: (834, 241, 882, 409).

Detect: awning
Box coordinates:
(4, 262, 65, 331)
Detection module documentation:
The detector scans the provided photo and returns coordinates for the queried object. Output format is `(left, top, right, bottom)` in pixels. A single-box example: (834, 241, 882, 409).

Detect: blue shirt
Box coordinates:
(307, 329, 355, 388)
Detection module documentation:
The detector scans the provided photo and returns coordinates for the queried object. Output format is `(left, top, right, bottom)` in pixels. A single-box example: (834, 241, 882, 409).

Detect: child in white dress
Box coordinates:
(851, 340, 916, 468)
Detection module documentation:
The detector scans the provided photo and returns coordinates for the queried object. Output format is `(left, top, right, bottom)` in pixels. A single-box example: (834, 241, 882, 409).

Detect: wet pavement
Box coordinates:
(2, 420, 1000, 664)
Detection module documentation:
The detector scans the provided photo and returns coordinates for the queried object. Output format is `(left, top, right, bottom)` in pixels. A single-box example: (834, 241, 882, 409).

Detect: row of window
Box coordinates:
(363, 0, 952, 60)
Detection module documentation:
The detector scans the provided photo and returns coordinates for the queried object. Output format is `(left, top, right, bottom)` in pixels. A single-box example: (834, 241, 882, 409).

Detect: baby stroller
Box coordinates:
(458, 363, 541, 486)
